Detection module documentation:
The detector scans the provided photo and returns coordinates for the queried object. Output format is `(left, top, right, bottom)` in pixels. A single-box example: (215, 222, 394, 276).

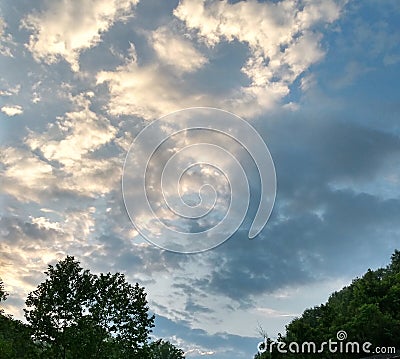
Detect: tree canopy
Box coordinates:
(0, 257, 185, 358)
(1, 278, 41, 358)
(24, 256, 155, 358)
(149, 339, 185, 359)
(255, 250, 400, 359)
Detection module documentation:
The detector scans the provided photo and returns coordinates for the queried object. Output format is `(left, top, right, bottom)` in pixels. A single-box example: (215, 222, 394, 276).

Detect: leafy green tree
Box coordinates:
(0, 278, 40, 358)
(389, 250, 400, 273)
(149, 339, 185, 359)
(255, 250, 400, 359)
(0, 314, 41, 359)
(24, 256, 155, 358)
(24, 256, 93, 358)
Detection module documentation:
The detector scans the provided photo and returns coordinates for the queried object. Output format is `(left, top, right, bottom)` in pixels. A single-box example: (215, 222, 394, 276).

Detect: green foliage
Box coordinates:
(24, 256, 155, 358)
(0, 278, 40, 358)
(0, 314, 42, 359)
(255, 250, 400, 359)
(2, 263, 186, 358)
(149, 339, 185, 359)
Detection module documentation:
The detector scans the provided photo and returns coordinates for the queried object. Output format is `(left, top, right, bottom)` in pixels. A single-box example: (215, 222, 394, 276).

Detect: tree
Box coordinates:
(254, 250, 400, 359)
(149, 339, 185, 359)
(24, 256, 155, 358)
(0, 278, 40, 358)
(0, 314, 41, 359)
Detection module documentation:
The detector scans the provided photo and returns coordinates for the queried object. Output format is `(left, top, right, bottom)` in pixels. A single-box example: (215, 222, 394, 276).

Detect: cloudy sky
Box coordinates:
(1, 0, 400, 357)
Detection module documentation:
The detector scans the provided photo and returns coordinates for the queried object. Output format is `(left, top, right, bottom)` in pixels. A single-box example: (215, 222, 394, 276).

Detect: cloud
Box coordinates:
(1, 90, 120, 205)
(22, 0, 139, 71)
(136, 115, 400, 337)
(173, 0, 344, 115)
(26, 92, 116, 164)
(0, 205, 103, 318)
(0, 17, 16, 57)
(254, 307, 298, 318)
(25, 92, 120, 196)
(96, 43, 210, 120)
(152, 315, 259, 359)
(98, 0, 346, 120)
(1, 105, 23, 116)
(0, 85, 20, 97)
(1, 146, 56, 202)
(151, 26, 208, 73)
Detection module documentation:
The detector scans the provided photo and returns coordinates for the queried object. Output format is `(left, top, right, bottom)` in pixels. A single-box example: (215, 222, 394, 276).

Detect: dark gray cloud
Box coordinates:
(162, 107, 400, 305)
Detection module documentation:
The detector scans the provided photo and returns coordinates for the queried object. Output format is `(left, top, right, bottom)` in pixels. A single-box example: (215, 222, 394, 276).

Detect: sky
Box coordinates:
(1, 0, 400, 358)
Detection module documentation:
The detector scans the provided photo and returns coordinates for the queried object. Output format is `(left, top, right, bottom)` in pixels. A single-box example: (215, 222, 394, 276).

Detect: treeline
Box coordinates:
(255, 250, 400, 358)
(0, 256, 185, 358)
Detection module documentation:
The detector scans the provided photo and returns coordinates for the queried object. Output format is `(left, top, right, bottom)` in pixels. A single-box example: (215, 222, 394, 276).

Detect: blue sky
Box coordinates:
(1, 0, 400, 358)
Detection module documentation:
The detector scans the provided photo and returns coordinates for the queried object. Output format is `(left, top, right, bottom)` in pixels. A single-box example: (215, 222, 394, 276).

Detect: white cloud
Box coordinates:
(0, 85, 21, 97)
(22, 0, 139, 71)
(1, 147, 55, 202)
(27, 93, 116, 166)
(1, 105, 23, 116)
(383, 53, 400, 66)
(183, 348, 215, 357)
(96, 41, 286, 120)
(0, 17, 16, 57)
(0, 207, 102, 319)
(300, 73, 317, 91)
(174, 0, 345, 115)
(297, 0, 343, 27)
(25, 92, 120, 196)
(97, 44, 209, 120)
(98, 0, 345, 120)
(151, 26, 208, 73)
(1, 91, 120, 202)
(30, 216, 63, 232)
(254, 307, 298, 318)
